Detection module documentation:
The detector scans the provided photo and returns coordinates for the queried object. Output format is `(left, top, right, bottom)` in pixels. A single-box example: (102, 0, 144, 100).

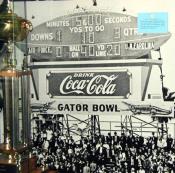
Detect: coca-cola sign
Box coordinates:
(47, 70, 131, 98)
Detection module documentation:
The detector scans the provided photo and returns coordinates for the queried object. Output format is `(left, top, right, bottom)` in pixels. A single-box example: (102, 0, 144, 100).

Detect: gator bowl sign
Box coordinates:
(46, 70, 131, 98)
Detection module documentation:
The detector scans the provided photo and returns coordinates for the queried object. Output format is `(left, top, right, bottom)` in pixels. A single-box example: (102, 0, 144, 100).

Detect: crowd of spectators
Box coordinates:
(32, 116, 175, 173)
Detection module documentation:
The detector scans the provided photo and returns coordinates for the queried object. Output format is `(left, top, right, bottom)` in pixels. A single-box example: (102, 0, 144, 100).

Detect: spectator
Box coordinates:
(83, 163, 90, 173)
(32, 115, 175, 173)
(166, 134, 173, 152)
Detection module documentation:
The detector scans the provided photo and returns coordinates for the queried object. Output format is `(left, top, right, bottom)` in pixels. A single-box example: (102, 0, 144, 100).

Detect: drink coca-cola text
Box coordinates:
(60, 74, 118, 95)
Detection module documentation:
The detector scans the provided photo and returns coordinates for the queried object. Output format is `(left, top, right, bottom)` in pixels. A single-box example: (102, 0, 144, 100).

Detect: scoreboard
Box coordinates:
(27, 11, 170, 61)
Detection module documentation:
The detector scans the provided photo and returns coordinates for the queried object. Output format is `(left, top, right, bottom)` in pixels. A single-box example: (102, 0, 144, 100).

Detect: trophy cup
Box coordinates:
(0, 0, 33, 172)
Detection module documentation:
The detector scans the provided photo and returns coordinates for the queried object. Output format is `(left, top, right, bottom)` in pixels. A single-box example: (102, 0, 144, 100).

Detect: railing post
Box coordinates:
(141, 122, 142, 136)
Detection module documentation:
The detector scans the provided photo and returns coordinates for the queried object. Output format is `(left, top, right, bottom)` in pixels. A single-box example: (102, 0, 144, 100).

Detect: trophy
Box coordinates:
(0, 0, 33, 172)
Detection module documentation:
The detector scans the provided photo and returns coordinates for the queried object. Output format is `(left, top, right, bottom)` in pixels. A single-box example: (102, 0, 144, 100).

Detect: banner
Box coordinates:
(47, 69, 131, 98)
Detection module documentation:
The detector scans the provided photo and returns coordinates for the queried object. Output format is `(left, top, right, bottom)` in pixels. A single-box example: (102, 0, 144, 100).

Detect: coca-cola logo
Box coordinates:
(60, 74, 118, 95)
(47, 71, 131, 97)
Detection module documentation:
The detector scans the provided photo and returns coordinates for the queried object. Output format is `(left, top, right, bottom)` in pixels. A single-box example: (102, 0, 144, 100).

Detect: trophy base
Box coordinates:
(0, 157, 35, 173)
(0, 159, 19, 173)
(0, 143, 36, 173)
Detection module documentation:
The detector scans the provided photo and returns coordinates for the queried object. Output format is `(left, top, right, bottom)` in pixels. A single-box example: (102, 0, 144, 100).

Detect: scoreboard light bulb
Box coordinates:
(93, 0, 97, 6)
(122, 7, 127, 12)
(76, 4, 79, 9)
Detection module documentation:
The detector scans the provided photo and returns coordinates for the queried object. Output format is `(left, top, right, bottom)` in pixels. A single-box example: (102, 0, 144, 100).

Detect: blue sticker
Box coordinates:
(138, 12, 168, 33)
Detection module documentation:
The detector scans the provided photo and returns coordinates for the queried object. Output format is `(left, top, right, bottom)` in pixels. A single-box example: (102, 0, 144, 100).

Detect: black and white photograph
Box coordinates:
(0, 0, 175, 172)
